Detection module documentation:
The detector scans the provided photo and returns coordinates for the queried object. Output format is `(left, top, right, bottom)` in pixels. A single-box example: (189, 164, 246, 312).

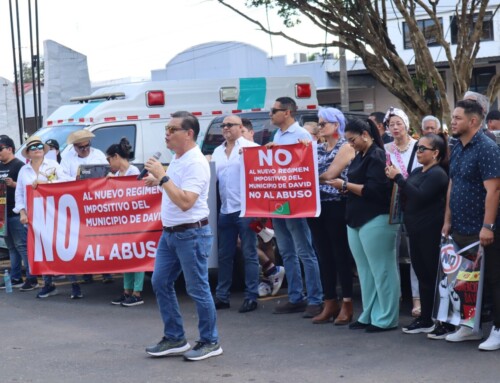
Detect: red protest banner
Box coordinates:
(240, 143, 320, 218)
(26, 176, 162, 275)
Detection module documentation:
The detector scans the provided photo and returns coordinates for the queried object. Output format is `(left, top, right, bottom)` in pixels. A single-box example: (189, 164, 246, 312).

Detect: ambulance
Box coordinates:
(17, 76, 319, 165)
(9, 76, 319, 265)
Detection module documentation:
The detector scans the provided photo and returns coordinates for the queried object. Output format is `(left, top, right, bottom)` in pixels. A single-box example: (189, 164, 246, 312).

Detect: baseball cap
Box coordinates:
(45, 139, 60, 150)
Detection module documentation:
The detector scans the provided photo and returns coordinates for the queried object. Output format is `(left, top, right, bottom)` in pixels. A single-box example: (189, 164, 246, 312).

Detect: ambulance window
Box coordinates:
(91, 125, 137, 160)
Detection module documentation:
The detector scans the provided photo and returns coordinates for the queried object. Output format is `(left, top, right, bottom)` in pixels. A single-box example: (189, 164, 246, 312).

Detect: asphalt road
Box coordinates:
(0, 271, 498, 383)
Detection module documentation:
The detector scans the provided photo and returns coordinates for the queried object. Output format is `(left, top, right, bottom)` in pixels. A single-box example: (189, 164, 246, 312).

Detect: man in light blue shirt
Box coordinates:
(268, 97, 323, 317)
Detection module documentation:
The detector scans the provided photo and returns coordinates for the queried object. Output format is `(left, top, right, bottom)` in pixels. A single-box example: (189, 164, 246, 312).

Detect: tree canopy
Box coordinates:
(218, 0, 500, 127)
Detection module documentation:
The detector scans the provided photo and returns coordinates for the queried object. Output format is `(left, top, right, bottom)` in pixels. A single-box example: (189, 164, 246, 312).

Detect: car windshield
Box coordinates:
(16, 125, 84, 156)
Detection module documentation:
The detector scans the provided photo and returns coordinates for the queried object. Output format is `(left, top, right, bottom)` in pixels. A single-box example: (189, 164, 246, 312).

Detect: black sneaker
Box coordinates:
(37, 284, 58, 298)
(70, 283, 83, 299)
(121, 295, 144, 307)
(20, 279, 39, 291)
(427, 323, 455, 340)
(214, 297, 230, 310)
(111, 293, 130, 305)
(1, 278, 24, 289)
(11, 278, 24, 288)
(145, 337, 191, 357)
(402, 318, 435, 334)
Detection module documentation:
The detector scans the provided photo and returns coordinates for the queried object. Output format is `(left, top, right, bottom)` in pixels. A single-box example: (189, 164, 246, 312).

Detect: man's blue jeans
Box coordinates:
(4, 215, 35, 281)
(215, 212, 259, 302)
(152, 226, 218, 343)
(272, 217, 323, 305)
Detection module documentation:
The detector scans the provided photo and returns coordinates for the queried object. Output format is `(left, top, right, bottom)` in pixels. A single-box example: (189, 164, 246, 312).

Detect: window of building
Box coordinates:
(450, 12, 493, 44)
(403, 18, 443, 50)
(469, 66, 496, 95)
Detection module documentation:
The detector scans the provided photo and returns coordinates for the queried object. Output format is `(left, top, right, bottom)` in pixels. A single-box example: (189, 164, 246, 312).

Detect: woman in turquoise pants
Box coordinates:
(329, 118, 399, 332)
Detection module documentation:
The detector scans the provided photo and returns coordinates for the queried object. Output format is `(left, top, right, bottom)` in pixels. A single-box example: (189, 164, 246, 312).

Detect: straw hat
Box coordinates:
(21, 136, 49, 158)
(67, 130, 95, 145)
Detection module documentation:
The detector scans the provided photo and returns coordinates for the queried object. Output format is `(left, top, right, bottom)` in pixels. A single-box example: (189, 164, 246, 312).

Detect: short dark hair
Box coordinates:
(369, 112, 386, 125)
(171, 111, 200, 141)
(456, 99, 484, 123)
(486, 110, 500, 122)
(241, 118, 253, 131)
(276, 97, 297, 116)
(0, 135, 15, 151)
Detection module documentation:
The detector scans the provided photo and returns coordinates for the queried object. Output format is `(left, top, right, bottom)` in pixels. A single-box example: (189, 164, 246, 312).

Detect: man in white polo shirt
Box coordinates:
(212, 115, 260, 313)
(144, 111, 222, 362)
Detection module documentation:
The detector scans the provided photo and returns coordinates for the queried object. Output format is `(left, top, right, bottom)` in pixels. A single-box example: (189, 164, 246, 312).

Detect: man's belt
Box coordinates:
(163, 218, 209, 233)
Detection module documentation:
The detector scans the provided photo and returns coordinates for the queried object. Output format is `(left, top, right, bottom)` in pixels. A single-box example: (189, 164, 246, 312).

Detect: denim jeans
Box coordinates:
(272, 218, 323, 305)
(215, 212, 259, 302)
(152, 226, 218, 343)
(4, 215, 35, 281)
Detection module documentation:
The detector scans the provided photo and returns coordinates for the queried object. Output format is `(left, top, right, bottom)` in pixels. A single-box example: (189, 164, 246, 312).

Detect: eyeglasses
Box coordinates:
(346, 135, 360, 144)
(220, 122, 241, 129)
(74, 143, 90, 151)
(28, 143, 45, 151)
(318, 121, 336, 129)
(166, 126, 186, 134)
(271, 108, 288, 114)
(416, 145, 435, 153)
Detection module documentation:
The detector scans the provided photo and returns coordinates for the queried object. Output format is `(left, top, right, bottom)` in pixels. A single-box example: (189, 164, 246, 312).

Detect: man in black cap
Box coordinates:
(0, 135, 39, 291)
(45, 139, 61, 163)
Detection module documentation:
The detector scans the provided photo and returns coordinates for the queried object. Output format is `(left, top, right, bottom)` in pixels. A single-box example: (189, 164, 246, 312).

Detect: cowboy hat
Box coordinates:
(67, 130, 95, 145)
(21, 136, 50, 158)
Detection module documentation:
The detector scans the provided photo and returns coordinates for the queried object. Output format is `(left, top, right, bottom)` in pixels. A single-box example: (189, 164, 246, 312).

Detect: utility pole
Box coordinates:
(339, 36, 349, 112)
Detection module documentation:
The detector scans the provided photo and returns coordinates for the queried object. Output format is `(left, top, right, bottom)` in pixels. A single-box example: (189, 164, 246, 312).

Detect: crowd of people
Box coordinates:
(0, 94, 499, 361)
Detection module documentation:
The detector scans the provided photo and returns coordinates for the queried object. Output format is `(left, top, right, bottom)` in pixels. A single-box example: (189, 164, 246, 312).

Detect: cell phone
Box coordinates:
(385, 153, 392, 166)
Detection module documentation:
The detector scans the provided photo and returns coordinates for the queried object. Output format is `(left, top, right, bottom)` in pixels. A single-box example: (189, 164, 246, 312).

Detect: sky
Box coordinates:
(0, 0, 327, 83)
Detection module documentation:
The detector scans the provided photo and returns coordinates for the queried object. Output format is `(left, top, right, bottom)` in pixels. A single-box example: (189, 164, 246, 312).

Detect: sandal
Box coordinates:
(412, 298, 421, 318)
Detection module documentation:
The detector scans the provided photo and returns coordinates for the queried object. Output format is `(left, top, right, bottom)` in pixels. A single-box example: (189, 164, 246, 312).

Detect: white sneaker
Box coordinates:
(258, 281, 271, 297)
(270, 266, 285, 296)
(445, 326, 483, 342)
(478, 327, 500, 351)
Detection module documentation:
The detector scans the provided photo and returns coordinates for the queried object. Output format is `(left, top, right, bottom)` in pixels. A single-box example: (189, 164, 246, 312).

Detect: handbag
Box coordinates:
(388, 143, 417, 225)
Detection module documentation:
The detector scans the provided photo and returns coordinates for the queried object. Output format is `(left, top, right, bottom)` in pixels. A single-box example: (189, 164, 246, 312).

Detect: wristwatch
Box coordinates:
(482, 223, 496, 231)
(159, 175, 169, 187)
(341, 180, 348, 193)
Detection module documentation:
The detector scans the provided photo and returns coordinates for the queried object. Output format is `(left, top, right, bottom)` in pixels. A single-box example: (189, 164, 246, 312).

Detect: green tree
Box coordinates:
(218, 0, 500, 127)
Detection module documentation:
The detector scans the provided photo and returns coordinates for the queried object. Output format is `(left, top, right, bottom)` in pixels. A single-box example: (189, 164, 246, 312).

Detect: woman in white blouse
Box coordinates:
(383, 107, 422, 318)
(14, 136, 70, 224)
(14, 136, 73, 299)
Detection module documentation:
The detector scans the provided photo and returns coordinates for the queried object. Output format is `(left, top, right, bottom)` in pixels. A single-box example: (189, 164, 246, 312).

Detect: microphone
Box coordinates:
(137, 152, 162, 180)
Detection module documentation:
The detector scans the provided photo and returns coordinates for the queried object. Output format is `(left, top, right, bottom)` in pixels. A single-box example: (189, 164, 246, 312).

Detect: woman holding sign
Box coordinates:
(386, 133, 453, 338)
(106, 137, 145, 307)
(329, 119, 399, 332)
(307, 107, 356, 325)
(14, 136, 73, 298)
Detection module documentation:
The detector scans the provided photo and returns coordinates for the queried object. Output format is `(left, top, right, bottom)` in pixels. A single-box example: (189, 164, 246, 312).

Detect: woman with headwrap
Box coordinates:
(384, 107, 422, 317)
(308, 107, 356, 325)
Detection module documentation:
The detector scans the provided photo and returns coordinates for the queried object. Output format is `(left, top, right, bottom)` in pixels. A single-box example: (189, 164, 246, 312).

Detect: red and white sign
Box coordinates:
(27, 176, 162, 275)
(240, 143, 320, 218)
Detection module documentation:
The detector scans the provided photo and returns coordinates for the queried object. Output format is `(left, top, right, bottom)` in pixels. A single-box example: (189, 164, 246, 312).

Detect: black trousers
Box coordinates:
(407, 218, 442, 322)
(307, 199, 353, 300)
